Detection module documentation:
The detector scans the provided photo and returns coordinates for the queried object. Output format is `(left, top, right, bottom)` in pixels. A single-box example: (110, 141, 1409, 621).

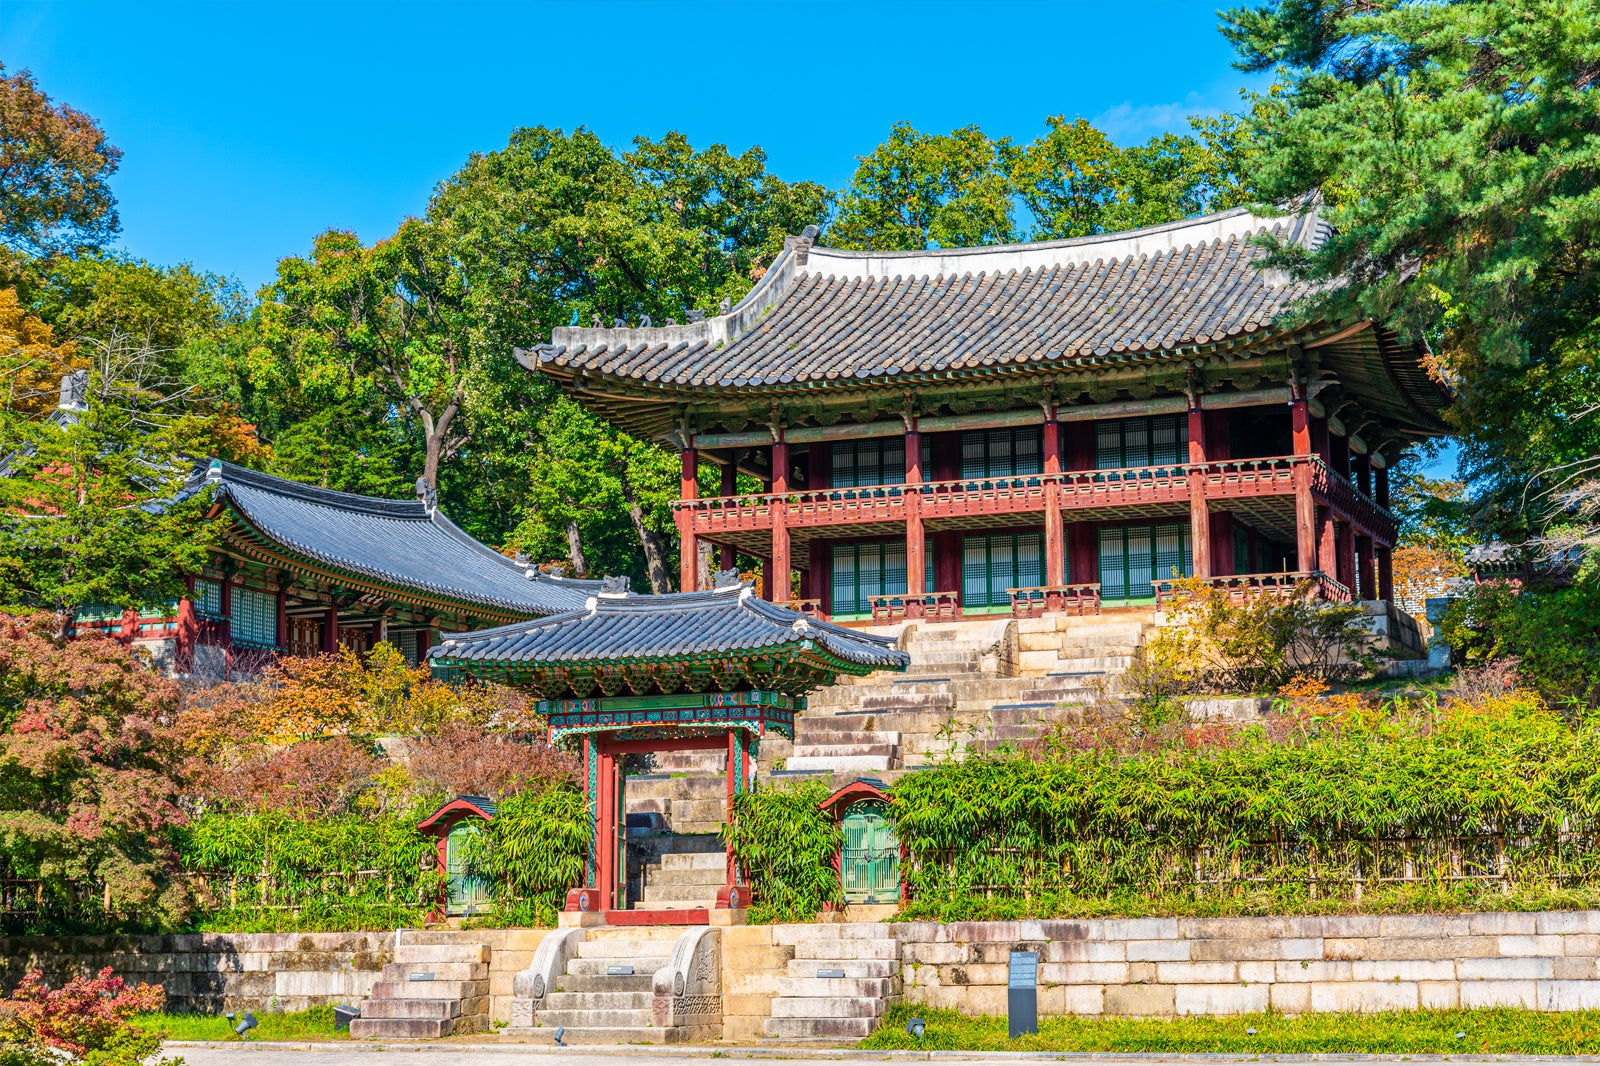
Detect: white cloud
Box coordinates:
(1091, 91, 1218, 144)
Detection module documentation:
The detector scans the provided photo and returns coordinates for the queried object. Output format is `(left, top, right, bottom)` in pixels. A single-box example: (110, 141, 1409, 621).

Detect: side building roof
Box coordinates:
(429, 582, 908, 696)
(522, 207, 1449, 449)
(190, 460, 599, 621)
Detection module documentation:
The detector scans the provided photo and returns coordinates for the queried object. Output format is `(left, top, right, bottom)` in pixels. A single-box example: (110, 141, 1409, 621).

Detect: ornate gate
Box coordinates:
(840, 799, 900, 904)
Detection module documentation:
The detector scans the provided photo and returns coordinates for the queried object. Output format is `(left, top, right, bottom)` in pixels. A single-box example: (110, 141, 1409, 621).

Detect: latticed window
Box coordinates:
(231, 587, 277, 648)
(1098, 523, 1191, 600)
(960, 427, 1042, 479)
(395, 629, 419, 664)
(830, 540, 933, 617)
(961, 532, 1045, 609)
(1095, 414, 1188, 469)
(192, 578, 224, 619)
(830, 437, 931, 487)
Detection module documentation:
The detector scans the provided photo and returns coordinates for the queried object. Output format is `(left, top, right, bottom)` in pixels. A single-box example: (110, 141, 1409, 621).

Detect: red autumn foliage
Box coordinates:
(187, 735, 382, 818)
(0, 966, 163, 1057)
(406, 721, 579, 799)
(0, 612, 186, 916)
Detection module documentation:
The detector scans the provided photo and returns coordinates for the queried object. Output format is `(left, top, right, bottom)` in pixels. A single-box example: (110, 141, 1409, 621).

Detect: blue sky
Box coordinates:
(3, 0, 1267, 292)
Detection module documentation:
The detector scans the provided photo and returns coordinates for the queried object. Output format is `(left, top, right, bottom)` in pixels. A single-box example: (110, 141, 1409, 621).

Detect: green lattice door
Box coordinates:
(445, 820, 493, 916)
(840, 800, 900, 904)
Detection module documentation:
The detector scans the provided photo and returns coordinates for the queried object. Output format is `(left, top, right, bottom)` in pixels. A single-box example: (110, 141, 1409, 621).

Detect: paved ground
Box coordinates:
(164, 1045, 1600, 1066)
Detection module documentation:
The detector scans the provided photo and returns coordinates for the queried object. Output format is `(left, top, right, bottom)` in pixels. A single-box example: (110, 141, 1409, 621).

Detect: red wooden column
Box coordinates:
(719, 463, 737, 571)
(1187, 404, 1212, 578)
(904, 422, 925, 615)
(1318, 508, 1338, 580)
(677, 446, 699, 592)
(118, 608, 139, 646)
(596, 744, 618, 912)
(1337, 521, 1357, 594)
(321, 602, 339, 654)
(1378, 546, 1395, 602)
(175, 579, 198, 669)
(1042, 411, 1065, 596)
(725, 730, 738, 892)
(1375, 465, 1390, 509)
(1291, 396, 1317, 572)
(275, 578, 288, 652)
(218, 577, 234, 648)
(416, 626, 431, 660)
(770, 436, 790, 604)
(1357, 534, 1377, 601)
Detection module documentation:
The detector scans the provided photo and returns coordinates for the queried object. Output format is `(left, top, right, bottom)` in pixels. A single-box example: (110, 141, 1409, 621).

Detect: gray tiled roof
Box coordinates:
(193, 460, 598, 617)
(530, 208, 1331, 391)
(430, 584, 909, 670)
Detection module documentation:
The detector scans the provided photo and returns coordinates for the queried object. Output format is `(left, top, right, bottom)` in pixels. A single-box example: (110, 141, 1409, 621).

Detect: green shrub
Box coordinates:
(458, 785, 589, 927)
(1440, 579, 1600, 705)
(177, 809, 439, 931)
(892, 691, 1600, 919)
(721, 780, 842, 923)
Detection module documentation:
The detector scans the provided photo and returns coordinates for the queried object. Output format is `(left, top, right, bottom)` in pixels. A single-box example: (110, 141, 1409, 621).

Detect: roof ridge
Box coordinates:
(206, 459, 429, 519)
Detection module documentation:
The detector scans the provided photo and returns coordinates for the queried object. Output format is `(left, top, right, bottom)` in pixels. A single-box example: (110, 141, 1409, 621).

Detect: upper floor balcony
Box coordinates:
(672, 455, 1395, 545)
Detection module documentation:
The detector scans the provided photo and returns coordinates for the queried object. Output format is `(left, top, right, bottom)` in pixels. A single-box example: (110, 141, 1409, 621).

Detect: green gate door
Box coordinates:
(445, 819, 493, 916)
(840, 800, 900, 904)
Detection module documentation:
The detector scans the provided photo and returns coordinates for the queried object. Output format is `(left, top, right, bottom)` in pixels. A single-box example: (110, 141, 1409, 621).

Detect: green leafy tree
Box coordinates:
(830, 122, 1019, 250)
(0, 65, 121, 260)
(1219, 0, 1600, 539)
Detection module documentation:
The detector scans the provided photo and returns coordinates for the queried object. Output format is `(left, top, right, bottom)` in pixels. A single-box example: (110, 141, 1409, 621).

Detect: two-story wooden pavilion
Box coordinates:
(520, 207, 1450, 620)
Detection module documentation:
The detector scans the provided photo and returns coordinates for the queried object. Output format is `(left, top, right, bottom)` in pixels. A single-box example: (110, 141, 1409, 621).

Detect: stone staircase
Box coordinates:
(513, 926, 722, 1044)
(351, 939, 488, 1039)
(765, 923, 902, 1039)
(775, 611, 1155, 774)
(634, 833, 726, 911)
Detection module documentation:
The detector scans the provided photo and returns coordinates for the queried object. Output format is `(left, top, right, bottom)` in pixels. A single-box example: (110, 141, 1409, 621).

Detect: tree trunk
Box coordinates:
(618, 460, 673, 593)
(565, 520, 588, 577)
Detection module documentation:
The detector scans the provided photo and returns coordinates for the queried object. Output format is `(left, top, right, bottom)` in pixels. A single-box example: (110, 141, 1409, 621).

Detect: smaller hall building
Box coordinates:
(522, 207, 1450, 621)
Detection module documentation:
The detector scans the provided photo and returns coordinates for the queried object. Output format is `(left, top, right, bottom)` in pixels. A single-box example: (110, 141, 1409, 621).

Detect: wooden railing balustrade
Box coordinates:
(786, 598, 823, 619)
(865, 590, 961, 624)
(1151, 571, 1354, 608)
(1008, 584, 1102, 618)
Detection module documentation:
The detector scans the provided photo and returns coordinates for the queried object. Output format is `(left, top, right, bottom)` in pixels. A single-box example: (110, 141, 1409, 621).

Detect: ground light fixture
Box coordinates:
(907, 1018, 926, 1039)
(1457, 1032, 1467, 1041)
(1246, 1028, 1257, 1036)
(234, 1012, 258, 1037)
(554, 1027, 567, 1047)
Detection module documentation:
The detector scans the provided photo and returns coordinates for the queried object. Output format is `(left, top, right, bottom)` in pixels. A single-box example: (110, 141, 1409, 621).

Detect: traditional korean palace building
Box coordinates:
(521, 207, 1450, 620)
(91, 459, 599, 675)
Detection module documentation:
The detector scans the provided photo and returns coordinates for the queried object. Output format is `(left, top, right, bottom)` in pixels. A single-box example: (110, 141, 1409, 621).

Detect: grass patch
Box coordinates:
(134, 1005, 348, 1042)
(859, 1004, 1600, 1054)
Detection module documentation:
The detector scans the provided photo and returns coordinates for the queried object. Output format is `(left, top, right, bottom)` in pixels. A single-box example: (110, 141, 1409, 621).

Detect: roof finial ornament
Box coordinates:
(719, 298, 731, 315)
(801, 224, 819, 240)
(686, 309, 705, 323)
(547, 563, 567, 579)
(612, 317, 626, 328)
(639, 314, 652, 328)
(714, 568, 742, 590)
(58, 370, 88, 413)
(600, 575, 631, 596)
(592, 313, 603, 328)
(415, 476, 438, 514)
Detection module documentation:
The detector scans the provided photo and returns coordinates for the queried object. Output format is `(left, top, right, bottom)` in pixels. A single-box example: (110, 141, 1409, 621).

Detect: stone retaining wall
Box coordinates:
(892, 912, 1600, 1016)
(11, 912, 1600, 1029)
(0, 932, 393, 1014)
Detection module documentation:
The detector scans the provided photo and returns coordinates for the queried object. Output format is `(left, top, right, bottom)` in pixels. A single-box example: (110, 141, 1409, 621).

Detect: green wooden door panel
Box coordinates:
(840, 800, 900, 904)
(445, 819, 493, 915)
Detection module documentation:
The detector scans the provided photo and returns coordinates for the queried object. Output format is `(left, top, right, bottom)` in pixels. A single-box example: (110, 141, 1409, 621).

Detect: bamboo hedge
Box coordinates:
(891, 694, 1600, 920)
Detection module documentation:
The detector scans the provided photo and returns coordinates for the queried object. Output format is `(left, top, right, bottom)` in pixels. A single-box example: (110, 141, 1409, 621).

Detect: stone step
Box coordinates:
(785, 755, 893, 772)
(380, 961, 487, 982)
(645, 865, 726, 886)
(791, 938, 900, 960)
(394, 943, 489, 965)
(585, 924, 694, 942)
(368, 979, 485, 1000)
(349, 1017, 452, 1040)
(785, 958, 898, 978)
(535, 1008, 653, 1028)
(633, 899, 717, 911)
(658, 850, 728, 871)
(543, 990, 653, 1012)
(790, 729, 902, 745)
(642, 883, 725, 902)
(358, 998, 464, 1020)
(569, 953, 671, 970)
(776, 976, 893, 998)
(789, 743, 897, 759)
(556, 974, 657, 993)
(764, 1017, 877, 1039)
(577, 939, 680, 958)
(535, 1026, 687, 1045)
(770, 996, 886, 1018)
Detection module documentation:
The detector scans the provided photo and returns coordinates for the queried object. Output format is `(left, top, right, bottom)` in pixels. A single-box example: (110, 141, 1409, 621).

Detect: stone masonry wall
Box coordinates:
(893, 912, 1600, 1016)
(0, 928, 553, 1022)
